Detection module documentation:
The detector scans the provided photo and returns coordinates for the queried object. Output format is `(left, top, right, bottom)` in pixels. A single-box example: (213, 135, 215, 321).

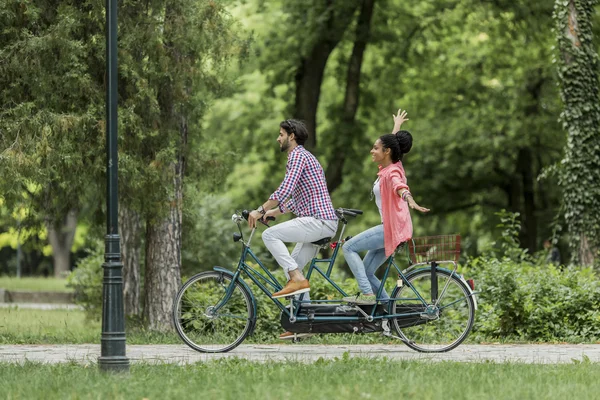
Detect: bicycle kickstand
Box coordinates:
(381, 320, 413, 345)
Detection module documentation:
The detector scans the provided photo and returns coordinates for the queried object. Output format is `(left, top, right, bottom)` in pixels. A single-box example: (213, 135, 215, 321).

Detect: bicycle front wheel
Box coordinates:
(391, 268, 475, 352)
(173, 271, 255, 353)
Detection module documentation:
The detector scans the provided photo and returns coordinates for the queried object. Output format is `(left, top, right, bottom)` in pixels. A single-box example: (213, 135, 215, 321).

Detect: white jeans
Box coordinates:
(262, 217, 338, 277)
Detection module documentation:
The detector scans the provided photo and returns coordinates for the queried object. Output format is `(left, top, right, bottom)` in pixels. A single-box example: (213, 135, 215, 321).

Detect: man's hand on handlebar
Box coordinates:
(248, 208, 280, 229)
(264, 208, 280, 221)
(248, 210, 263, 229)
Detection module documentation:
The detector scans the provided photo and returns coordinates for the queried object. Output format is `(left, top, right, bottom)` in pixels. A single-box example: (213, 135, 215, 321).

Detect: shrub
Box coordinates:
(67, 243, 103, 320)
(466, 256, 600, 342)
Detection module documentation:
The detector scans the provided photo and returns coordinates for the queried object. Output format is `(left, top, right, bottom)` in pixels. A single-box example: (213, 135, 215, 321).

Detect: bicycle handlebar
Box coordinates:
(335, 207, 363, 219)
(234, 210, 275, 227)
(345, 208, 363, 215)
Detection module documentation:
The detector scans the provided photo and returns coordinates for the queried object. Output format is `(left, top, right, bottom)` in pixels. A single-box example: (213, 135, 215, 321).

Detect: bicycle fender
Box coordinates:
(212, 266, 258, 335)
(406, 267, 478, 310)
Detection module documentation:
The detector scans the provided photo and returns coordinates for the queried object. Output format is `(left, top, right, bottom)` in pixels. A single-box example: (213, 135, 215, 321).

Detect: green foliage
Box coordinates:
(0, 0, 249, 278)
(181, 192, 241, 275)
(66, 243, 103, 320)
(466, 209, 600, 342)
(204, 0, 565, 259)
(553, 0, 600, 265)
(492, 209, 530, 262)
(0, 0, 104, 239)
(116, 0, 249, 219)
(468, 257, 600, 341)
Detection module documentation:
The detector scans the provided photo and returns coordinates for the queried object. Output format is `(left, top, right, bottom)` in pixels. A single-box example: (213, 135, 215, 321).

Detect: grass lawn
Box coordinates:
(0, 307, 101, 344)
(0, 306, 418, 345)
(1, 306, 596, 346)
(0, 276, 72, 292)
(1, 359, 599, 399)
(0, 307, 180, 345)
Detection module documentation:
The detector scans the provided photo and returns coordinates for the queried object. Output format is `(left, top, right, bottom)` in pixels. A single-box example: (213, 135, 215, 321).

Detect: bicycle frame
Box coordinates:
(211, 217, 472, 327)
(214, 209, 477, 334)
(212, 219, 351, 318)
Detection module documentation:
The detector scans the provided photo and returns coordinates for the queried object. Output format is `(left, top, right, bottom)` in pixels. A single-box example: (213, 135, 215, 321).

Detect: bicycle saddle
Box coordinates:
(311, 237, 331, 246)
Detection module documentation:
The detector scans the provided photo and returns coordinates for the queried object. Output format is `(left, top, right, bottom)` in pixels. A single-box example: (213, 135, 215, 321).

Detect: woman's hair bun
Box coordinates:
(395, 130, 413, 154)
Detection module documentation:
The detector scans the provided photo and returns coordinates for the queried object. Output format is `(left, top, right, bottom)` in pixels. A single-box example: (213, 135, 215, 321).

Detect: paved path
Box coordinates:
(1, 344, 598, 365)
(0, 303, 82, 310)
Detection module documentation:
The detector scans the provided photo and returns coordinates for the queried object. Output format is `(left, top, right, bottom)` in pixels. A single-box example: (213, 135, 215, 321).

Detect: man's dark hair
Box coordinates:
(280, 119, 309, 146)
(379, 130, 413, 163)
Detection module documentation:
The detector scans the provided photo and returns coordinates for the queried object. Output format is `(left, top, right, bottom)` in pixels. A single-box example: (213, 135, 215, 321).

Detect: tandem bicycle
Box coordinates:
(172, 208, 477, 353)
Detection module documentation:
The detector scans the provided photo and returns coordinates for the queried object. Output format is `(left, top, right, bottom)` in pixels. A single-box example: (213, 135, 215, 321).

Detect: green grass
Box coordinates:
(0, 307, 101, 344)
(0, 306, 418, 345)
(1, 306, 596, 346)
(0, 307, 180, 345)
(0, 276, 72, 292)
(1, 359, 599, 399)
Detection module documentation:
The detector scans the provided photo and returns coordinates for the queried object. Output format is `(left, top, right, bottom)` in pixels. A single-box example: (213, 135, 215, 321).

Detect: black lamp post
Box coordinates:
(98, 0, 129, 372)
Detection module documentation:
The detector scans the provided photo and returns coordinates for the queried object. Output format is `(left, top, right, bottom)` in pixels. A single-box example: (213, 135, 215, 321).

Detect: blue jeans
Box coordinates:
(342, 224, 390, 299)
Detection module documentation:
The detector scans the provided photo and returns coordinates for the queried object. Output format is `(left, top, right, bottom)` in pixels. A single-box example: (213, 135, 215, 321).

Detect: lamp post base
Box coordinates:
(98, 356, 130, 372)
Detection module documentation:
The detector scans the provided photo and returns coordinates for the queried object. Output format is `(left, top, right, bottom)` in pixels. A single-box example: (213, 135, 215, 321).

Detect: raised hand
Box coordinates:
(392, 108, 409, 133)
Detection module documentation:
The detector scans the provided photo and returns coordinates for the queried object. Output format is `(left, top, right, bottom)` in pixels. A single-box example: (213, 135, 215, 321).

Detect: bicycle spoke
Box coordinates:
(392, 269, 475, 352)
(173, 271, 254, 353)
(439, 296, 470, 311)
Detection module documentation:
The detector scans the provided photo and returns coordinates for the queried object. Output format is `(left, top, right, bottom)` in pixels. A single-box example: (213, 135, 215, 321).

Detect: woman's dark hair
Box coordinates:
(280, 119, 309, 146)
(379, 130, 413, 163)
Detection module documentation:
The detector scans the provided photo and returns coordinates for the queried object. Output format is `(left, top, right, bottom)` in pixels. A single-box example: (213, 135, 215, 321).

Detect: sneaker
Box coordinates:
(342, 294, 376, 305)
(272, 279, 310, 299)
(279, 331, 315, 340)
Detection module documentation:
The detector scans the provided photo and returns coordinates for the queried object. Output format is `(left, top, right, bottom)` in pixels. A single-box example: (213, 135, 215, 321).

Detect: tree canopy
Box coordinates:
(1, 0, 600, 327)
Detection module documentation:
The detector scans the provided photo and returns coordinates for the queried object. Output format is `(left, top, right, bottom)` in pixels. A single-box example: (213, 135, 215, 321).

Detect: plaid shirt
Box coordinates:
(269, 146, 337, 220)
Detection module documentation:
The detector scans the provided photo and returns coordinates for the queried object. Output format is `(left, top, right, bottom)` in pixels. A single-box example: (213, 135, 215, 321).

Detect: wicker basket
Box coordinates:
(408, 234, 461, 264)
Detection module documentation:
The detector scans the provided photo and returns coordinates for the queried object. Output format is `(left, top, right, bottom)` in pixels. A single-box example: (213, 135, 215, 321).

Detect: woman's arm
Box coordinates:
(391, 108, 409, 133)
(397, 188, 430, 213)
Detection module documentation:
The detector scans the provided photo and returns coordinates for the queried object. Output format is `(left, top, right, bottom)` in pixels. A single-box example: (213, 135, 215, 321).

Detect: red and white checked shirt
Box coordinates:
(269, 146, 337, 220)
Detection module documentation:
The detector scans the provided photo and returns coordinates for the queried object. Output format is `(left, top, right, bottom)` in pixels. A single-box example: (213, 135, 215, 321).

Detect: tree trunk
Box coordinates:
(119, 206, 142, 318)
(517, 147, 537, 254)
(505, 181, 520, 216)
(46, 210, 77, 278)
(143, 112, 186, 330)
(518, 74, 545, 253)
(554, 0, 600, 265)
(143, 168, 183, 330)
(325, 0, 376, 193)
(293, 0, 359, 152)
(579, 234, 595, 266)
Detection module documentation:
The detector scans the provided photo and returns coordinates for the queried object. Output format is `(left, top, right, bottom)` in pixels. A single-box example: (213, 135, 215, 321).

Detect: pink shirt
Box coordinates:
(378, 162, 413, 257)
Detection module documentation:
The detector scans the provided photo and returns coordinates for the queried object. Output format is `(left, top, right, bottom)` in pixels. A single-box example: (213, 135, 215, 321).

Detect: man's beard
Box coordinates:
(280, 139, 290, 152)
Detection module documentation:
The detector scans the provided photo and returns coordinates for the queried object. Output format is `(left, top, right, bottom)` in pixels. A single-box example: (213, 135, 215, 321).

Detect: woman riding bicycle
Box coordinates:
(342, 109, 429, 305)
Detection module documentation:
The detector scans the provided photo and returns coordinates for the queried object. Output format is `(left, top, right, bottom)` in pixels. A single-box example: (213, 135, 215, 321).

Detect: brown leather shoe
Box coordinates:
(272, 279, 310, 299)
(279, 331, 314, 340)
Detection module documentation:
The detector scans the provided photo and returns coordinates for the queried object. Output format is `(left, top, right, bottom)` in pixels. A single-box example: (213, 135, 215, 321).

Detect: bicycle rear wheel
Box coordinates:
(173, 271, 255, 353)
(391, 268, 475, 352)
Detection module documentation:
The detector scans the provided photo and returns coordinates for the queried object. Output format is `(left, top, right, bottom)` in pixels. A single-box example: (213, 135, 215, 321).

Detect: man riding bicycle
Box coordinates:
(247, 119, 338, 302)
